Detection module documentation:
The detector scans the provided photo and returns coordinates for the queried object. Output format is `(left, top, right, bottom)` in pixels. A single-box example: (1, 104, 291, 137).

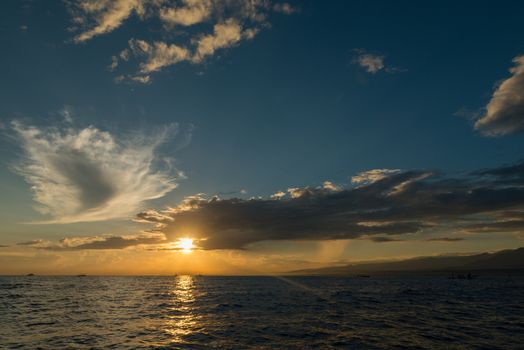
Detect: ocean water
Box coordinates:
(0, 276, 523, 349)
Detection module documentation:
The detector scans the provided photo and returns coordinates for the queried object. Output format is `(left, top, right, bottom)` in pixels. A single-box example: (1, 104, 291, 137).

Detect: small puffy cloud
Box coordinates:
(353, 49, 405, 74)
(271, 191, 286, 200)
(11, 121, 180, 223)
(159, 0, 213, 26)
(192, 19, 244, 63)
(474, 55, 524, 136)
(130, 75, 151, 84)
(322, 181, 341, 192)
(351, 169, 401, 185)
(356, 53, 384, 74)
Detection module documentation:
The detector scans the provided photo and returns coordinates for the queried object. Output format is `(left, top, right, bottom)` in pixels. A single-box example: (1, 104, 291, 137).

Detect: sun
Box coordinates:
(178, 238, 194, 254)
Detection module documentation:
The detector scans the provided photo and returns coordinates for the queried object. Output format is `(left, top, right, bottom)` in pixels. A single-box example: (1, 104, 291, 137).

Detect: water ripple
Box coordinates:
(0, 276, 523, 349)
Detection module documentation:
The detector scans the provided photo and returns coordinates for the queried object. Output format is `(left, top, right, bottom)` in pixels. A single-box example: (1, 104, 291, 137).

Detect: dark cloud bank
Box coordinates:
(131, 161, 524, 250)
(24, 160, 524, 251)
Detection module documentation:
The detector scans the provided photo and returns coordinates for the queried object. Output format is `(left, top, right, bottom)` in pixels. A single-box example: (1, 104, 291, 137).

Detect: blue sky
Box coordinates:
(1, 0, 524, 274)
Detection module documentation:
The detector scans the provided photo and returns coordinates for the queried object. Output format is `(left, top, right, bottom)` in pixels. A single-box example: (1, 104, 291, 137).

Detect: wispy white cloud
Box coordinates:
(67, 0, 297, 83)
(474, 55, 524, 136)
(11, 121, 180, 223)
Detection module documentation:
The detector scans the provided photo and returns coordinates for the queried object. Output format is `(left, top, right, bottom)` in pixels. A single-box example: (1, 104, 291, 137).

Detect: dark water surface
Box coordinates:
(1, 275, 523, 349)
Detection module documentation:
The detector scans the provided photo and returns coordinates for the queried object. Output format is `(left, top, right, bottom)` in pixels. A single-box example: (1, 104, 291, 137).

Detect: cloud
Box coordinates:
(272, 3, 298, 14)
(24, 159, 524, 251)
(59, 105, 75, 123)
(17, 240, 45, 246)
(286, 183, 340, 199)
(192, 19, 245, 63)
(365, 236, 405, 243)
(426, 237, 464, 242)
(353, 49, 405, 74)
(123, 18, 253, 81)
(55, 234, 165, 250)
(159, 0, 213, 26)
(356, 53, 384, 74)
(11, 121, 180, 223)
(270, 191, 286, 200)
(70, 0, 144, 43)
(462, 219, 524, 234)
(474, 55, 524, 136)
(322, 181, 341, 192)
(124, 18, 258, 82)
(132, 161, 524, 250)
(67, 0, 297, 82)
(130, 39, 191, 74)
(25, 232, 166, 251)
(351, 169, 401, 184)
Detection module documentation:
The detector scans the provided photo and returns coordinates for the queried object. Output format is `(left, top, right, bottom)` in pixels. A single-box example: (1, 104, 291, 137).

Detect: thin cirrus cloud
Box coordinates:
(30, 160, 524, 251)
(10, 121, 181, 223)
(474, 55, 524, 136)
(66, 0, 298, 83)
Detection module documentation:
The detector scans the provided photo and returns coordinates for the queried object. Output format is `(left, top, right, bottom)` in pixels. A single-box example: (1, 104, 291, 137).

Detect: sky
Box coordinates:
(1, 0, 524, 275)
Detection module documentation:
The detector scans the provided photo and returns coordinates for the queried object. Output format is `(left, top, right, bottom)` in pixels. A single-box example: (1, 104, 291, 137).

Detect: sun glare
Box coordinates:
(178, 238, 194, 254)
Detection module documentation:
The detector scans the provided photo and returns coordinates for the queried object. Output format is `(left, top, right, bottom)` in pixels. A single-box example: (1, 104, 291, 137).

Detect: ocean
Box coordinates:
(1, 275, 523, 349)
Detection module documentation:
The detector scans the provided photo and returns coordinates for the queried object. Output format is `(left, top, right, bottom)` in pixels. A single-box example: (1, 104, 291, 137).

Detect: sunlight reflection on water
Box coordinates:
(164, 275, 199, 342)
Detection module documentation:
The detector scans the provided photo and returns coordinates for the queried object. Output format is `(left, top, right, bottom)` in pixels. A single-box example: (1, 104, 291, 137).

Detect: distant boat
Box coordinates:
(77, 274, 87, 277)
(26, 273, 35, 276)
(356, 274, 371, 278)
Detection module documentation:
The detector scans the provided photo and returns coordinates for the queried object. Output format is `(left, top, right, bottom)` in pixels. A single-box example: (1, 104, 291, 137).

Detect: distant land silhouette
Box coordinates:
(290, 247, 524, 276)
